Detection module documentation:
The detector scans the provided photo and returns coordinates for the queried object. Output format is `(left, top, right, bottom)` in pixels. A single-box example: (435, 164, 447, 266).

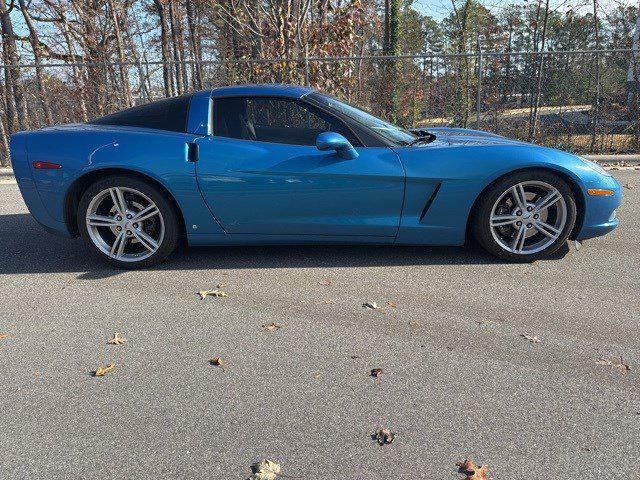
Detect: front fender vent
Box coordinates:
(419, 182, 442, 222)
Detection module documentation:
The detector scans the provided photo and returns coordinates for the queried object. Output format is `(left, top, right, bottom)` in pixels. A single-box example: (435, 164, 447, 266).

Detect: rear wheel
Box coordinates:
(472, 170, 577, 262)
(77, 175, 180, 268)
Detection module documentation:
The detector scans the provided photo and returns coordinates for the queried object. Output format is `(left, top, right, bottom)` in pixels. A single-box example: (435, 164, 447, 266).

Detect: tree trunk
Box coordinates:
(0, 0, 29, 131)
(153, 0, 175, 97)
(185, 0, 203, 89)
(529, 0, 550, 141)
(59, 15, 88, 122)
(169, 0, 186, 94)
(108, 0, 133, 108)
(18, 0, 53, 125)
(590, 0, 601, 152)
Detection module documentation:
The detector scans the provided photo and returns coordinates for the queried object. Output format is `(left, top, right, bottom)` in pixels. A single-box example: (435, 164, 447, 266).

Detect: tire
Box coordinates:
(77, 175, 181, 269)
(472, 169, 577, 262)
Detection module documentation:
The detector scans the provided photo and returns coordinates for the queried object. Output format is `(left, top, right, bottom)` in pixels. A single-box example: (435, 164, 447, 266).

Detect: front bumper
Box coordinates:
(575, 174, 622, 241)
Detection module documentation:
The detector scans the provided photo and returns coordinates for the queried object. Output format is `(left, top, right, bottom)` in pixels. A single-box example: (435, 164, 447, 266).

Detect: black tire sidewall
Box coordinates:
(77, 175, 181, 269)
(472, 170, 577, 262)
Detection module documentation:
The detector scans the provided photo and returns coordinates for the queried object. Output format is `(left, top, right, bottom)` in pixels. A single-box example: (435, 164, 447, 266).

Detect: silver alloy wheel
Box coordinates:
(85, 186, 165, 263)
(489, 181, 567, 255)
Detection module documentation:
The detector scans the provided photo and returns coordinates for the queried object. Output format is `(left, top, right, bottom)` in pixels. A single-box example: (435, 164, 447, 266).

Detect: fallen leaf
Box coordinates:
(595, 356, 630, 374)
(623, 183, 635, 189)
(318, 279, 332, 286)
(0, 333, 7, 340)
(520, 334, 541, 344)
(323, 300, 333, 304)
(93, 363, 115, 377)
(370, 368, 383, 378)
(107, 332, 127, 345)
(387, 300, 397, 308)
(261, 322, 284, 331)
(198, 289, 228, 299)
(249, 459, 281, 480)
(374, 427, 396, 445)
(362, 302, 381, 310)
(217, 282, 227, 288)
(456, 459, 492, 480)
(210, 356, 225, 369)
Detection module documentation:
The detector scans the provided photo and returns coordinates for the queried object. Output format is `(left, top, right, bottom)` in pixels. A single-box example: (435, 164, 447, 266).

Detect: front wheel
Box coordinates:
(472, 170, 577, 262)
(77, 175, 181, 269)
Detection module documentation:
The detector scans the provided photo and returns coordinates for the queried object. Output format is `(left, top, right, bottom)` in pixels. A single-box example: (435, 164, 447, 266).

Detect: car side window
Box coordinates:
(212, 97, 361, 147)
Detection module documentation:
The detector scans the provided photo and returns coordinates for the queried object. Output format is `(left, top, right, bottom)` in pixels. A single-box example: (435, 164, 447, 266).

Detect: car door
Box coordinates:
(194, 96, 404, 237)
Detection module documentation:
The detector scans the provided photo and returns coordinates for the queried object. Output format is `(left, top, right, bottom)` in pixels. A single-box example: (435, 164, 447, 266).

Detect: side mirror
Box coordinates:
(316, 132, 359, 159)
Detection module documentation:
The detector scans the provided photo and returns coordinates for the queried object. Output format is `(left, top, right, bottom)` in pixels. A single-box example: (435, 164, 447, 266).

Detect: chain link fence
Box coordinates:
(1, 49, 639, 165)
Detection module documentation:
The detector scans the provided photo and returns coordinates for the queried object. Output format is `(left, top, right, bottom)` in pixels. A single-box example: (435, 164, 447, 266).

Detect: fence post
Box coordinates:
(476, 44, 483, 130)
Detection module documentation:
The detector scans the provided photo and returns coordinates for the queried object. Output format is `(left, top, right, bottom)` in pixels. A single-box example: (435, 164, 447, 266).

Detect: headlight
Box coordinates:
(580, 157, 611, 177)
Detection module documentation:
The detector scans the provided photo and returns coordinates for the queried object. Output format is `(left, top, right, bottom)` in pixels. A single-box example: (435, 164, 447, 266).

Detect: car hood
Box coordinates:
(414, 127, 526, 148)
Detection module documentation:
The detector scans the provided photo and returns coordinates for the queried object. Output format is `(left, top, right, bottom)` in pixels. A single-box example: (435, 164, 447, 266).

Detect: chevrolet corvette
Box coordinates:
(10, 84, 622, 268)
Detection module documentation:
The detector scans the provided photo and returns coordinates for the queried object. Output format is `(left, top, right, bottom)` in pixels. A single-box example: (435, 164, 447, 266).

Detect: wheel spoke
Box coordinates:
(133, 204, 160, 223)
(109, 187, 128, 215)
(534, 190, 561, 212)
(511, 225, 527, 252)
(132, 229, 159, 252)
(87, 214, 118, 227)
(534, 220, 560, 238)
(110, 231, 128, 258)
(511, 183, 527, 210)
(490, 214, 518, 227)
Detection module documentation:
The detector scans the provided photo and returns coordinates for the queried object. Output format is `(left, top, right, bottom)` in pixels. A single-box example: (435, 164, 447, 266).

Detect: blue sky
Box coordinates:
(412, 0, 629, 20)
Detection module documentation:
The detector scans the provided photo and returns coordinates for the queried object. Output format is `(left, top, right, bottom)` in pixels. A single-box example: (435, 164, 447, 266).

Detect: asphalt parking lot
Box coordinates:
(1, 170, 638, 480)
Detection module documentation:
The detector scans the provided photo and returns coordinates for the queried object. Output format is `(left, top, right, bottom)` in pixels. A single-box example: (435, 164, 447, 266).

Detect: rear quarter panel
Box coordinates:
(23, 125, 224, 235)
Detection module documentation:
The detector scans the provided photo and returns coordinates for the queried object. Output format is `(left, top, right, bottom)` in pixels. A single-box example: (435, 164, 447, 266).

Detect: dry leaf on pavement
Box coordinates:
(363, 302, 381, 310)
(93, 363, 115, 377)
(0, 333, 7, 340)
(210, 356, 227, 371)
(249, 459, 281, 480)
(217, 282, 227, 288)
(198, 289, 228, 299)
(261, 322, 284, 331)
(374, 427, 396, 445)
(520, 334, 541, 343)
(387, 300, 397, 308)
(318, 279, 332, 286)
(595, 357, 630, 374)
(456, 459, 492, 480)
(107, 332, 127, 345)
(370, 368, 383, 378)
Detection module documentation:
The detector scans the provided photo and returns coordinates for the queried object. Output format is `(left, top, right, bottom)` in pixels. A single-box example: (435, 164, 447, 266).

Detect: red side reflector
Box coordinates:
(33, 161, 62, 169)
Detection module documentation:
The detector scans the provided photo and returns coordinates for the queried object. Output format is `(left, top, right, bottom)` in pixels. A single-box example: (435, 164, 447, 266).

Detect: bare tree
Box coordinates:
(590, 0, 602, 151)
(528, 0, 550, 140)
(0, 0, 30, 132)
(18, 0, 54, 124)
(153, 0, 175, 96)
(107, 0, 134, 108)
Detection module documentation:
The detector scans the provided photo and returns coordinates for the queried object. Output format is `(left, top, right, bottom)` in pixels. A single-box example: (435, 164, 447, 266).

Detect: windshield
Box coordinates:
(306, 92, 416, 146)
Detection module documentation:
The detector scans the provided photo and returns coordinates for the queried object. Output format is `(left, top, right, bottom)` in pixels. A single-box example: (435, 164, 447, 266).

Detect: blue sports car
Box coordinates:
(10, 84, 621, 268)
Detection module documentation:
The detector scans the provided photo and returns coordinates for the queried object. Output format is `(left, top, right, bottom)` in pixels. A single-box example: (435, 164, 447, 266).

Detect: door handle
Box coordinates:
(187, 142, 199, 163)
